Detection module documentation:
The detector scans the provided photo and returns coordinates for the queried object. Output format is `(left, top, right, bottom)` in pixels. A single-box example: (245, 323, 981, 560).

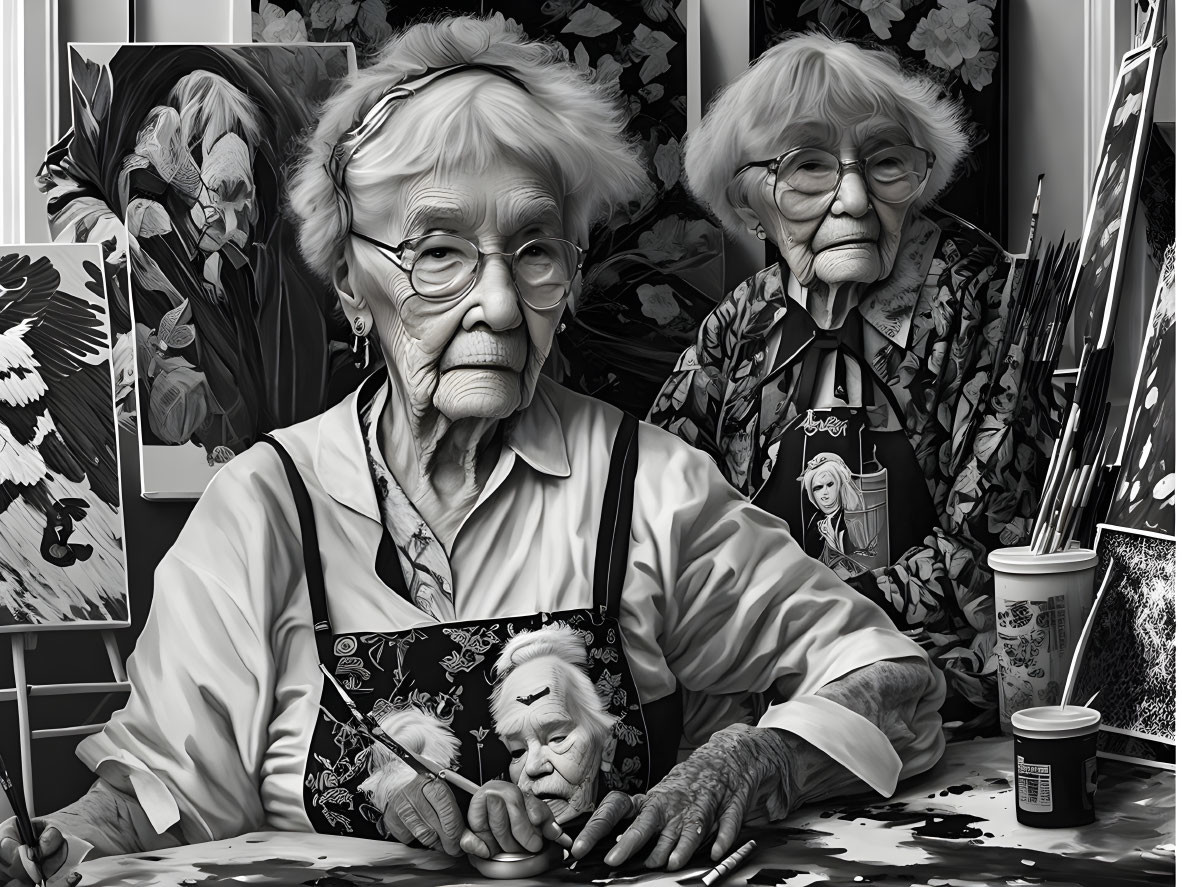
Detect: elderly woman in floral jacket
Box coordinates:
(649, 33, 1047, 733)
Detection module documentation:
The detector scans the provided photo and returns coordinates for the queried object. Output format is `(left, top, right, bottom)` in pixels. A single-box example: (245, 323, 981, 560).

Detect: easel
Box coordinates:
(0, 621, 130, 817)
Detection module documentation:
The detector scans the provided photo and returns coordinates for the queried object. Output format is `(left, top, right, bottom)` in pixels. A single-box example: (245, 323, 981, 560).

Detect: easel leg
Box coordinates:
(101, 631, 127, 683)
(10, 634, 34, 818)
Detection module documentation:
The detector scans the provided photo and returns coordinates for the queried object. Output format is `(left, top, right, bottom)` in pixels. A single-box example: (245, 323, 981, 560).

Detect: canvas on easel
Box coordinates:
(1070, 11, 1166, 351)
(0, 242, 130, 816)
(0, 243, 127, 629)
(1107, 244, 1174, 536)
(1068, 523, 1176, 770)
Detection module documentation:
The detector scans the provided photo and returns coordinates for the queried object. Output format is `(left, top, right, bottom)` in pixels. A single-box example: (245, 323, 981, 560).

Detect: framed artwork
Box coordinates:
(1068, 524, 1175, 767)
(252, 0, 725, 419)
(750, 0, 1008, 244)
(1071, 25, 1166, 348)
(1107, 244, 1174, 535)
(0, 243, 128, 631)
(43, 42, 368, 499)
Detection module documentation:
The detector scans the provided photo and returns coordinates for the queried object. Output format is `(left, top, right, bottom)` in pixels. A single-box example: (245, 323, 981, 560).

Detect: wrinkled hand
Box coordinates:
(0, 817, 77, 886)
(572, 724, 791, 870)
(459, 781, 557, 860)
(381, 773, 465, 857)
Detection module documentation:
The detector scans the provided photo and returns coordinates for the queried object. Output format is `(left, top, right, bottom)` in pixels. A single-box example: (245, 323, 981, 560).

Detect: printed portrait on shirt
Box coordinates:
(797, 450, 888, 578)
(490, 625, 618, 824)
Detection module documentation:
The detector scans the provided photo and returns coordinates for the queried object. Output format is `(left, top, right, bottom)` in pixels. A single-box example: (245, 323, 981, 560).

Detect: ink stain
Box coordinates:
(747, 868, 807, 885)
(945, 784, 974, 795)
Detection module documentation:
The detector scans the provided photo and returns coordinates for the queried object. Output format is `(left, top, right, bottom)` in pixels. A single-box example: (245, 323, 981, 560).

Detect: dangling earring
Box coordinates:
(351, 317, 371, 370)
(754, 224, 767, 241)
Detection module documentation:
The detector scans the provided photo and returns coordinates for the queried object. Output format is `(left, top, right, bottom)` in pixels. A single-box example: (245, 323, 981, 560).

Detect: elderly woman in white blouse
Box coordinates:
(2, 15, 944, 885)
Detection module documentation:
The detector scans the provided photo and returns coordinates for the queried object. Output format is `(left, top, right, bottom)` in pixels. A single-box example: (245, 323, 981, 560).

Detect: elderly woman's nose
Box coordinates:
(523, 743, 554, 778)
(463, 255, 523, 331)
(830, 166, 871, 217)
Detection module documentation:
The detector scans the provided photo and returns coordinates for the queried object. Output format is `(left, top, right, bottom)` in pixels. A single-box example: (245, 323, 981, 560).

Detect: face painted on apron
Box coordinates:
(262, 409, 681, 840)
(752, 287, 938, 591)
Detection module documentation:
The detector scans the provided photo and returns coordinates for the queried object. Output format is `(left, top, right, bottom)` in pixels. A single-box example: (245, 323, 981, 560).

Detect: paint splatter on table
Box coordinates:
(75, 737, 1173, 887)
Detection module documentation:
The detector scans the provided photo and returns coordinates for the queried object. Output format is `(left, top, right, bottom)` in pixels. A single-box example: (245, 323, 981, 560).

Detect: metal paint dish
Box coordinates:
(468, 844, 565, 879)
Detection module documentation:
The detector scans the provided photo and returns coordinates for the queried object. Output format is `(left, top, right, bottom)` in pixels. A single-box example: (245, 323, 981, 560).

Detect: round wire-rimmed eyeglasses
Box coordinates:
(729, 144, 935, 221)
(350, 230, 586, 310)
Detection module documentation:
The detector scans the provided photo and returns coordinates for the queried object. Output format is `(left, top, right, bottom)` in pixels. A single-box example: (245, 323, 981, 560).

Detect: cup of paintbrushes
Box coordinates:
(988, 546, 1097, 733)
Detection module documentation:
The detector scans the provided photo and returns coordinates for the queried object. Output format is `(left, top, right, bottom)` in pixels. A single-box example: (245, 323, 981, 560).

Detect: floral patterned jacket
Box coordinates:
(648, 212, 1048, 732)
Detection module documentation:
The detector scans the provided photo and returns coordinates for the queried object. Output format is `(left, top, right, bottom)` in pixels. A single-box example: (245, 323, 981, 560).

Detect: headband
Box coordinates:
(325, 63, 531, 230)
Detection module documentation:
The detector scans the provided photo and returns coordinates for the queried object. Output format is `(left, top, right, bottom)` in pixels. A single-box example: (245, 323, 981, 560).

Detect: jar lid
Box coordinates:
(987, 545, 1098, 575)
(1011, 705, 1102, 738)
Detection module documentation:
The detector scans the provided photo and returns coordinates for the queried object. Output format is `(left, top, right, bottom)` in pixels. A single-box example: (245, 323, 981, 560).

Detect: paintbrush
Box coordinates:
(1062, 560, 1120, 708)
(0, 751, 45, 887)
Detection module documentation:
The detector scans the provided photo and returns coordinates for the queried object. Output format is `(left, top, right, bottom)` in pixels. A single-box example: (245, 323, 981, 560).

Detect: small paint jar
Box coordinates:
(1011, 705, 1101, 827)
(468, 844, 565, 879)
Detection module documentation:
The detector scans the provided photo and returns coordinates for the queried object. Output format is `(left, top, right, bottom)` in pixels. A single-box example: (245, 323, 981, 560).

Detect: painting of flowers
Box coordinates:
(751, 0, 1007, 242)
(42, 43, 369, 499)
(252, 0, 725, 419)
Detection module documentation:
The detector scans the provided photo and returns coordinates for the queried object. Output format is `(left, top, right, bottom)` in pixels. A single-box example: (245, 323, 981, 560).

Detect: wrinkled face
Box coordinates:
(497, 658, 608, 824)
(193, 132, 256, 253)
(345, 161, 570, 423)
(737, 118, 923, 287)
(810, 467, 841, 514)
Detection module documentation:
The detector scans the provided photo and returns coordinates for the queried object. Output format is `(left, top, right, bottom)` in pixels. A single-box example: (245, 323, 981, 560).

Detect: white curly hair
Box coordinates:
(490, 623, 615, 743)
(287, 13, 647, 282)
(685, 31, 970, 236)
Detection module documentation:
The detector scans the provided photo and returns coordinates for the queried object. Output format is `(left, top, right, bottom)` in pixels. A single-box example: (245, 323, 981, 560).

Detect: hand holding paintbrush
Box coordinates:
(0, 751, 51, 887)
(320, 666, 574, 863)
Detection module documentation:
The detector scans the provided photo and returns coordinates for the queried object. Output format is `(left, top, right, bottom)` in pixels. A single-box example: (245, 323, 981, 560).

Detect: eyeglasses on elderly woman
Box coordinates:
(730, 144, 935, 221)
(350, 230, 585, 310)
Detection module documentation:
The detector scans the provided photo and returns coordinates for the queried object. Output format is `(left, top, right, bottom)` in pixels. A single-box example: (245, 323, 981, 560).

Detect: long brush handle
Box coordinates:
(1062, 560, 1118, 708)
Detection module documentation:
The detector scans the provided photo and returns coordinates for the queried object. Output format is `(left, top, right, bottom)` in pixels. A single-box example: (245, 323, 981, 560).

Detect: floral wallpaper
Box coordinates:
(253, 0, 726, 419)
(752, 0, 1008, 243)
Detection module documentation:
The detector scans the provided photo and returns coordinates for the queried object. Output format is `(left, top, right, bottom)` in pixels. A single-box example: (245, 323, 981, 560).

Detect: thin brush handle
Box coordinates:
(1062, 560, 1118, 708)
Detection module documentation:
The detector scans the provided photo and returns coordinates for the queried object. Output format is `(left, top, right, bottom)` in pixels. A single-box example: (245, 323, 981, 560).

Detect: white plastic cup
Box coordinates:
(987, 546, 1098, 733)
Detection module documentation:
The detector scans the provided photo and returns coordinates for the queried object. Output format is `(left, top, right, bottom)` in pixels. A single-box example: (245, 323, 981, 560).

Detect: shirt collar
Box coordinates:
(314, 369, 571, 520)
(315, 368, 387, 521)
(503, 375, 572, 479)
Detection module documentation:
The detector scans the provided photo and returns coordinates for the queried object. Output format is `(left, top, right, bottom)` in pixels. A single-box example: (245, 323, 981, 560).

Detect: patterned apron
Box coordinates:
(752, 296, 938, 628)
(261, 413, 682, 839)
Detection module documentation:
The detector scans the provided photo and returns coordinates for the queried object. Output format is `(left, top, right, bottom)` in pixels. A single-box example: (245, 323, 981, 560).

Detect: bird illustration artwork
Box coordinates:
(0, 251, 119, 572)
